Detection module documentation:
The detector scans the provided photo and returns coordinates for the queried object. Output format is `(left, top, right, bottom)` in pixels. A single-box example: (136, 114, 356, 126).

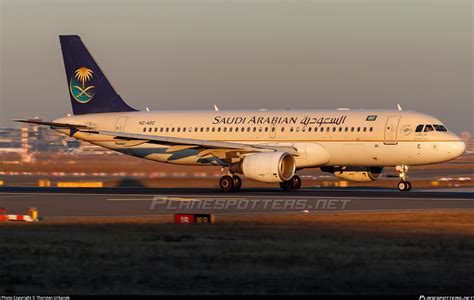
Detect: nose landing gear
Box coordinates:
(397, 165, 412, 192)
(397, 180, 412, 192)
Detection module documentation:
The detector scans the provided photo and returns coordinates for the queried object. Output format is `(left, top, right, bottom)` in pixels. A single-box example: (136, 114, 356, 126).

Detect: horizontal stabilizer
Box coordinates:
(14, 119, 91, 129)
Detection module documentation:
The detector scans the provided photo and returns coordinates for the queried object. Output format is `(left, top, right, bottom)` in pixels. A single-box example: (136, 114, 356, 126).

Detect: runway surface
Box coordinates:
(0, 187, 472, 218)
(2, 166, 472, 185)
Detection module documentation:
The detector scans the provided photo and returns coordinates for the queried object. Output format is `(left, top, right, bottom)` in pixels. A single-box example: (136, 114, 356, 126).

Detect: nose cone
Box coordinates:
(447, 141, 466, 160)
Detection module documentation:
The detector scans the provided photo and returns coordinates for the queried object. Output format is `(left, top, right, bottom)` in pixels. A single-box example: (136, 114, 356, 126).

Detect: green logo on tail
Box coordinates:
(70, 67, 95, 103)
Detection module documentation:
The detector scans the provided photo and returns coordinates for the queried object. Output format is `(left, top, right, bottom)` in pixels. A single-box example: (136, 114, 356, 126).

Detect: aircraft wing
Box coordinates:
(87, 130, 298, 155)
(15, 119, 298, 160)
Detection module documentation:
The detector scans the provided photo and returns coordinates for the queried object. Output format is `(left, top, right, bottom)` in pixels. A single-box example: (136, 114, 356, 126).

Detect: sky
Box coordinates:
(0, 0, 472, 133)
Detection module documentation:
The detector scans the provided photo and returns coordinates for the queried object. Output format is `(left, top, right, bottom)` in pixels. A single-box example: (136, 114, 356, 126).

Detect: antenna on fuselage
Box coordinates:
(397, 104, 403, 111)
(214, 104, 219, 112)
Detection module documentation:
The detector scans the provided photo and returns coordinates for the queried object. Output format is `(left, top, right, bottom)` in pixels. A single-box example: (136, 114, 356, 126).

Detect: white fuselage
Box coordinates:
(55, 109, 465, 169)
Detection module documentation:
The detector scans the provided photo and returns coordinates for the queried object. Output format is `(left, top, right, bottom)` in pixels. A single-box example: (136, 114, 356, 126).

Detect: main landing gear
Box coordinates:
(219, 175, 242, 192)
(397, 165, 412, 192)
(218, 174, 302, 192)
(279, 175, 302, 191)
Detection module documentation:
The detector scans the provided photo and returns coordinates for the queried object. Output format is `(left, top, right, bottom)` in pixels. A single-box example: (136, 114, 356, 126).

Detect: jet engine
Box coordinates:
(321, 166, 384, 182)
(230, 151, 296, 183)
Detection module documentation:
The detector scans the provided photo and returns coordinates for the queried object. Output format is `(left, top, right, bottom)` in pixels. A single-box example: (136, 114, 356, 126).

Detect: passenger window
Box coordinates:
(218, 127, 221, 132)
(143, 128, 146, 132)
(212, 128, 215, 132)
(271, 127, 276, 132)
(326, 127, 330, 132)
(194, 127, 198, 132)
(369, 127, 373, 132)
(290, 127, 294, 132)
(357, 127, 360, 132)
(345, 127, 348, 132)
(434, 124, 447, 132)
(253, 127, 257, 132)
(223, 127, 227, 132)
(363, 127, 367, 132)
(160, 128, 164, 132)
(206, 127, 209, 132)
(281, 127, 285, 132)
(171, 128, 175, 132)
(351, 127, 354, 132)
(265, 127, 269, 132)
(148, 128, 152, 132)
(183, 128, 187, 132)
(229, 127, 233, 132)
(339, 127, 342, 132)
(166, 128, 169, 132)
(308, 127, 312, 132)
(235, 128, 238, 132)
(332, 127, 336, 132)
(415, 125, 424, 132)
(424, 125, 434, 132)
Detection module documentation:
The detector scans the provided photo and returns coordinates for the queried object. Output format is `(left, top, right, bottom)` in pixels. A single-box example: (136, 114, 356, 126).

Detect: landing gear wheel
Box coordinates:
(398, 181, 411, 192)
(291, 175, 302, 190)
(279, 175, 302, 191)
(406, 181, 412, 191)
(219, 175, 234, 192)
(279, 180, 293, 191)
(396, 165, 411, 192)
(232, 175, 242, 191)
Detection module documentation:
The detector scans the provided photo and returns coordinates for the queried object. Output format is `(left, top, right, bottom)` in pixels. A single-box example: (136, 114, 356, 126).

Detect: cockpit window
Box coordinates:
(424, 125, 434, 132)
(415, 125, 424, 132)
(434, 124, 447, 132)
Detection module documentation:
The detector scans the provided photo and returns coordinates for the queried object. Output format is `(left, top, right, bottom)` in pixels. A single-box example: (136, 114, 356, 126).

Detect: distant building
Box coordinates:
(0, 126, 117, 155)
(0, 126, 77, 154)
(0, 128, 22, 152)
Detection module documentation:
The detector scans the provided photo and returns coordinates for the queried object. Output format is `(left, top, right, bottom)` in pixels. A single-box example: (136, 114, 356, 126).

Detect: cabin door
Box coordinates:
(114, 117, 129, 132)
(384, 116, 401, 145)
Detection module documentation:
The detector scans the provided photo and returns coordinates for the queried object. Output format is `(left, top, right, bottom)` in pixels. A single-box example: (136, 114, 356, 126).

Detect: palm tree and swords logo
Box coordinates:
(70, 67, 95, 103)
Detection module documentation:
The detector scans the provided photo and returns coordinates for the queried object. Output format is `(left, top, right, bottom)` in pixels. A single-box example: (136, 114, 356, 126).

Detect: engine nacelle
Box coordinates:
(321, 166, 384, 182)
(230, 152, 296, 183)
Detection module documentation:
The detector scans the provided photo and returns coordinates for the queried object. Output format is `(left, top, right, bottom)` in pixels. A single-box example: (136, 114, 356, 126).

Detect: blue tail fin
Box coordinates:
(59, 35, 136, 115)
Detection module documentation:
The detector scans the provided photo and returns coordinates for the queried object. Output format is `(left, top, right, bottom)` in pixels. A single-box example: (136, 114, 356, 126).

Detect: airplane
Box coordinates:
(16, 35, 466, 192)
